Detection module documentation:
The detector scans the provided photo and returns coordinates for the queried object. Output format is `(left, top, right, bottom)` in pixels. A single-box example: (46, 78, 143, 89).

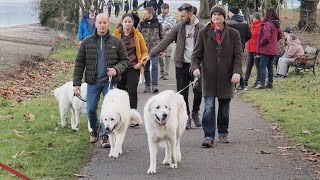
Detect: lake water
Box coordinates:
(0, 0, 39, 27)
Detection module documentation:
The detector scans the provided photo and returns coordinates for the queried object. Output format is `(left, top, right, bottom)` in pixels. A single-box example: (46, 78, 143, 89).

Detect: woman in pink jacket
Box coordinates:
(275, 33, 304, 78)
(255, 8, 283, 89)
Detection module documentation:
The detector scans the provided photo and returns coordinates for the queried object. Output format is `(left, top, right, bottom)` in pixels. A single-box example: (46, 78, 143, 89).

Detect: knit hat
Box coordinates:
(251, 12, 261, 20)
(210, 5, 226, 19)
(229, 7, 239, 15)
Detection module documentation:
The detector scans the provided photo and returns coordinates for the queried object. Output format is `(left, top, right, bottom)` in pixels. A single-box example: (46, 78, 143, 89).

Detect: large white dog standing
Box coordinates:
(54, 81, 91, 131)
(143, 90, 188, 174)
(100, 89, 143, 159)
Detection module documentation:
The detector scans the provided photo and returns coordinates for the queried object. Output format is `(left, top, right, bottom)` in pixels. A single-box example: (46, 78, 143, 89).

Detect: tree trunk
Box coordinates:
(199, 0, 210, 19)
(283, 0, 288, 8)
(208, 0, 216, 10)
(298, 0, 319, 32)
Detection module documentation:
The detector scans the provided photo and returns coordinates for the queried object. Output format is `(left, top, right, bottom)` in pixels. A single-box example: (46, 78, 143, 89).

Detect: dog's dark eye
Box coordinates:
(111, 118, 114, 121)
(156, 106, 160, 109)
(104, 118, 107, 121)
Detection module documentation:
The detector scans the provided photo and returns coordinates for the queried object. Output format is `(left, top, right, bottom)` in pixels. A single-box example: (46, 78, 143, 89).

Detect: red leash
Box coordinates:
(0, 162, 32, 180)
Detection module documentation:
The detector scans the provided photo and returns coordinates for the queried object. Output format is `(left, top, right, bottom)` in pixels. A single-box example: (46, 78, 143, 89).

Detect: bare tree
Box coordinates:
(298, 0, 319, 32)
(199, 0, 210, 19)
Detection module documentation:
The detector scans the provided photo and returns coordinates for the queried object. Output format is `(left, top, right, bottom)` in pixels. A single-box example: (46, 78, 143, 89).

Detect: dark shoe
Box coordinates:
(100, 136, 110, 148)
(244, 82, 248, 87)
(254, 84, 265, 89)
(130, 123, 141, 127)
(160, 70, 164, 79)
(266, 83, 273, 89)
(162, 73, 169, 80)
(202, 139, 213, 148)
(191, 112, 201, 127)
(218, 136, 230, 143)
(236, 85, 245, 91)
(186, 117, 191, 129)
(90, 131, 98, 143)
(143, 86, 151, 93)
(152, 86, 159, 93)
(274, 74, 280, 78)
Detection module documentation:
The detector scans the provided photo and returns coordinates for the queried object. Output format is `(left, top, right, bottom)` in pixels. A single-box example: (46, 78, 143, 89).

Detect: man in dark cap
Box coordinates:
(227, 6, 252, 91)
(191, 5, 243, 147)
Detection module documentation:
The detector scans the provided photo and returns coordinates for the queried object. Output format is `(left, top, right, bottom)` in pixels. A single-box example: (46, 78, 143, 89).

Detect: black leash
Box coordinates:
(74, 94, 86, 102)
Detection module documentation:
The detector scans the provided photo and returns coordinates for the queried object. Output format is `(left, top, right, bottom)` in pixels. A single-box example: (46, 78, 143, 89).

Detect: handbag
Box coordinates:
(294, 54, 308, 66)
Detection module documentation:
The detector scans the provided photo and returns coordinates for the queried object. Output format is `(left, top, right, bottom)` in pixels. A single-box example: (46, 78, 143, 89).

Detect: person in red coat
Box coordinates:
(255, 8, 283, 89)
(244, 12, 263, 87)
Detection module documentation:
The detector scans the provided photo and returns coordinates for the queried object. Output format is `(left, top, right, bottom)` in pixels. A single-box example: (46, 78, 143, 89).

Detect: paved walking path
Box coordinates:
(78, 57, 319, 179)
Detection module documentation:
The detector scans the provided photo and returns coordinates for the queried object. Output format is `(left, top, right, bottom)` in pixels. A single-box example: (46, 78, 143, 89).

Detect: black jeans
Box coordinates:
(117, 68, 140, 109)
(244, 52, 260, 85)
(175, 63, 202, 115)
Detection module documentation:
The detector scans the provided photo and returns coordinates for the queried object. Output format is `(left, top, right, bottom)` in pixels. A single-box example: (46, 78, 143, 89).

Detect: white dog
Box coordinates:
(100, 89, 143, 159)
(54, 81, 91, 132)
(143, 90, 188, 174)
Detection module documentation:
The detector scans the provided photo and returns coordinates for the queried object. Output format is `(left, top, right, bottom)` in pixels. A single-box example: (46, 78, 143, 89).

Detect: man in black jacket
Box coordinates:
(226, 7, 252, 91)
(73, 13, 129, 148)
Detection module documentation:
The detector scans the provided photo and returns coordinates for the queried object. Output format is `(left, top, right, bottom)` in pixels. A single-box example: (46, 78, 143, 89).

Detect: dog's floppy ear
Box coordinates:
(117, 113, 122, 121)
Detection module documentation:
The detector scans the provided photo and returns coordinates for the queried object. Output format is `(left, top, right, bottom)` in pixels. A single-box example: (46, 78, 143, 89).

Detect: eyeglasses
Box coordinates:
(179, 3, 193, 12)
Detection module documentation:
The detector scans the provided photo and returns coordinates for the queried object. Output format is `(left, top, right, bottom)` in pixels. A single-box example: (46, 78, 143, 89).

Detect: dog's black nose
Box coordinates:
(106, 127, 110, 131)
(162, 113, 167, 118)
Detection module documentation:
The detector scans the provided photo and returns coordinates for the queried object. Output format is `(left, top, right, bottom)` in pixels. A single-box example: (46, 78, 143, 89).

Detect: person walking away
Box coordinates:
(106, 0, 114, 17)
(157, 0, 163, 15)
(255, 8, 283, 89)
(142, 3, 204, 129)
(114, 0, 121, 17)
(146, 0, 157, 12)
(244, 12, 262, 87)
(78, 5, 97, 44)
(73, 13, 129, 148)
(275, 33, 304, 78)
(132, 0, 138, 10)
(157, 3, 176, 80)
(226, 6, 252, 91)
(124, 0, 129, 13)
(137, 7, 163, 93)
(113, 13, 148, 110)
(191, 5, 243, 147)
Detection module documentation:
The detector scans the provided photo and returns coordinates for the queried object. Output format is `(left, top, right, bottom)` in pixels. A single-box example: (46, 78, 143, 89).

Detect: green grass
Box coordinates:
(0, 40, 93, 179)
(240, 68, 320, 150)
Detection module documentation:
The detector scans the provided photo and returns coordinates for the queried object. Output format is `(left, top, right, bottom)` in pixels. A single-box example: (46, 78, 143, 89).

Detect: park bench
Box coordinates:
(293, 45, 319, 76)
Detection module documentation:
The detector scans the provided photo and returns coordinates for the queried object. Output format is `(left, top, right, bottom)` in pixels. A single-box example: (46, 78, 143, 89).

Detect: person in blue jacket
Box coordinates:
(78, 5, 97, 44)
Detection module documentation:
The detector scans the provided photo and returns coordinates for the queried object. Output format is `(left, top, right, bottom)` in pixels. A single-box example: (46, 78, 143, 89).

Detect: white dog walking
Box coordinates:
(100, 89, 143, 159)
(143, 90, 188, 174)
(54, 81, 91, 132)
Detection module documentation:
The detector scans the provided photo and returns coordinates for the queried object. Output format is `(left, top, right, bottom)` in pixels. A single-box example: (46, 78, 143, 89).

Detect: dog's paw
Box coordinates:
(71, 128, 79, 131)
(176, 152, 182, 163)
(108, 153, 113, 158)
(170, 163, 177, 169)
(147, 167, 156, 174)
(162, 159, 170, 165)
(61, 124, 66, 128)
(119, 149, 123, 155)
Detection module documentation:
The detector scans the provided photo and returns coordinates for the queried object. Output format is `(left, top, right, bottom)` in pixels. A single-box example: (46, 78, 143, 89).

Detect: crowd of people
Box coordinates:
(75, 2, 302, 148)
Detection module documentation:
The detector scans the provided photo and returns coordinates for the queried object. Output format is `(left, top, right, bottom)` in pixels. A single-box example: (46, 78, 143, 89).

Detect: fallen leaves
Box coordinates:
(74, 173, 86, 178)
(260, 150, 271, 154)
(23, 113, 35, 122)
(0, 55, 72, 101)
(304, 152, 320, 162)
(13, 129, 24, 138)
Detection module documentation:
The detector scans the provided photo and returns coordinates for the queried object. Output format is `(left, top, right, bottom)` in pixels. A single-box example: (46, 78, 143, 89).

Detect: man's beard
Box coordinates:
(183, 16, 191, 25)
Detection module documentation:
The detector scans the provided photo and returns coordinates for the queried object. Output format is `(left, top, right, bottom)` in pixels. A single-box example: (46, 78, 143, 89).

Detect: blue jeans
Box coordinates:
(259, 54, 275, 85)
(202, 96, 231, 141)
(144, 55, 159, 87)
(86, 80, 116, 138)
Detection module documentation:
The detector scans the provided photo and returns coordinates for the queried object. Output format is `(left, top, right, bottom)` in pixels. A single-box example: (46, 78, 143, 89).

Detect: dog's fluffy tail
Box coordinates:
(129, 109, 143, 126)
